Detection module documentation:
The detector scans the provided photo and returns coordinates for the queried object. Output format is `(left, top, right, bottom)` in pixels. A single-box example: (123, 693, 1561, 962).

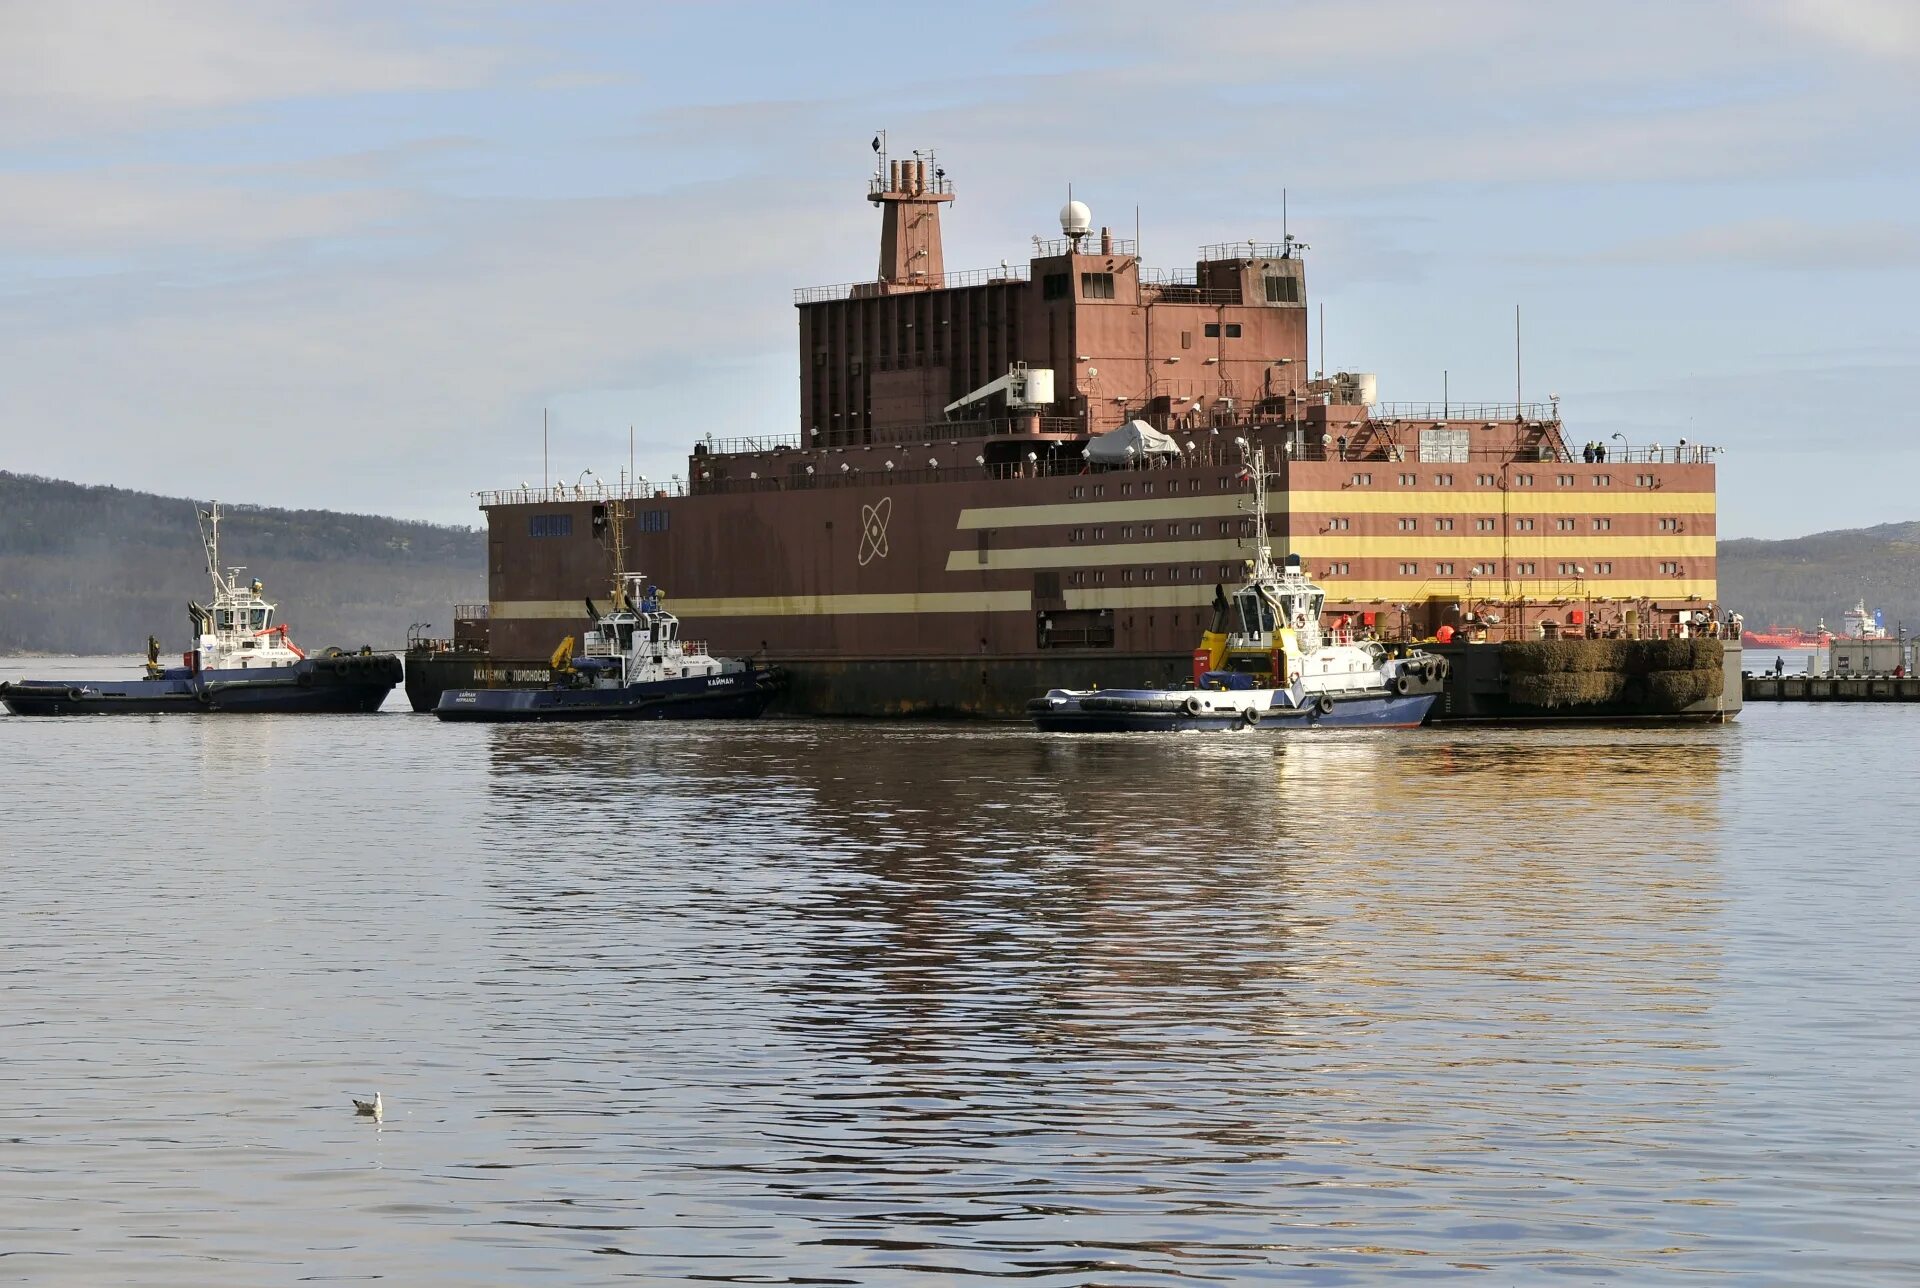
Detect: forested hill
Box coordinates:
(0, 472, 484, 655)
(1720, 521, 1920, 633)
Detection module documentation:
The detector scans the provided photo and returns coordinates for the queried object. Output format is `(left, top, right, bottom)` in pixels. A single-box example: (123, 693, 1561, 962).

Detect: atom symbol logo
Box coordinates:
(858, 496, 892, 566)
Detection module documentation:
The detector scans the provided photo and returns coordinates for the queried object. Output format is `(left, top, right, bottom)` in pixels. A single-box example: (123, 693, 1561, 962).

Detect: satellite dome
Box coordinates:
(1059, 199, 1092, 237)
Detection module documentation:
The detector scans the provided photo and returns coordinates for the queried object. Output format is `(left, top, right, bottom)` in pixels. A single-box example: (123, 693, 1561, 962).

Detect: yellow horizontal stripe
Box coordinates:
(957, 495, 1242, 529)
(1288, 535, 1717, 558)
(951, 533, 1715, 571)
(1063, 581, 1720, 609)
(1305, 579, 1719, 601)
(1291, 489, 1715, 515)
(949, 538, 1249, 572)
(493, 592, 1032, 620)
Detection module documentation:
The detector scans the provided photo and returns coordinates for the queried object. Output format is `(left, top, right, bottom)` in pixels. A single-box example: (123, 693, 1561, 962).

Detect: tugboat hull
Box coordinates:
(1028, 687, 1435, 732)
(0, 655, 403, 716)
(434, 667, 782, 722)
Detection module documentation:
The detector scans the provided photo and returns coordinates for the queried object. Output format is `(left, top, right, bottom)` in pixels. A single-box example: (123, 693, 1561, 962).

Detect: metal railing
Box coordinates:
(697, 433, 803, 455)
(869, 173, 954, 199)
(1372, 401, 1560, 422)
(476, 480, 691, 507)
(1199, 241, 1300, 261)
(795, 263, 1029, 304)
(1032, 236, 1137, 258)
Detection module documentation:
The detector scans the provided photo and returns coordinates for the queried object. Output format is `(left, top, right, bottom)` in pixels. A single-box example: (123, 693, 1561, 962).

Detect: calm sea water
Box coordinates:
(2, 655, 1916, 1285)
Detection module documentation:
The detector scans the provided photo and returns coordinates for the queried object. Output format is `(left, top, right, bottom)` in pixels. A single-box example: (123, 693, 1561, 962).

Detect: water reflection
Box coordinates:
(23, 686, 1908, 1285)
(456, 722, 1744, 1279)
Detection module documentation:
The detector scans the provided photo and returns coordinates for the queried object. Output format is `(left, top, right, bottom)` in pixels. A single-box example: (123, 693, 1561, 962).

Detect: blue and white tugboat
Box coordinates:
(1030, 449, 1447, 733)
(433, 572, 781, 722)
(0, 503, 402, 716)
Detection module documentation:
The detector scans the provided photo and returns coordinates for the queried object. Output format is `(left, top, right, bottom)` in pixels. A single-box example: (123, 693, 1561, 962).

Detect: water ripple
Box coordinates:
(2, 659, 1917, 1283)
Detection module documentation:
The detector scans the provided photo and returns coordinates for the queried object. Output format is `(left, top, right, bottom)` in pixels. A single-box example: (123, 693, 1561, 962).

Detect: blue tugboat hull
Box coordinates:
(1028, 687, 1435, 732)
(0, 654, 403, 716)
(433, 667, 782, 722)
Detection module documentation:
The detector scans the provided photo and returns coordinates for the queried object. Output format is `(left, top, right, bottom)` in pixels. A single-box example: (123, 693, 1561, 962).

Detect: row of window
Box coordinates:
(1041, 271, 1118, 300)
(1068, 475, 1255, 500)
(1325, 515, 1661, 532)
(1067, 564, 1243, 586)
(1063, 513, 1676, 544)
(1058, 558, 1655, 586)
(1387, 560, 1620, 577)
(1347, 472, 1657, 489)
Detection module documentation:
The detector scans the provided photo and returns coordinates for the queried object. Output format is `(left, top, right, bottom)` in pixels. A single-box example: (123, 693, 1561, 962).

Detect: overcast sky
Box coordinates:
(1, 1, 1915, 538)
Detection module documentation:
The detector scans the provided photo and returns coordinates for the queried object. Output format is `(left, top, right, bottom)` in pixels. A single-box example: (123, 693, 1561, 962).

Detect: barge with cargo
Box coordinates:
(409, 147, 1739, 722)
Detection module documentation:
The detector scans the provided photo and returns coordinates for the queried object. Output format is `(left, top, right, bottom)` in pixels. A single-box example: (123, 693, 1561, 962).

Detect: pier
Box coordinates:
(1744, 674, 1920, 702)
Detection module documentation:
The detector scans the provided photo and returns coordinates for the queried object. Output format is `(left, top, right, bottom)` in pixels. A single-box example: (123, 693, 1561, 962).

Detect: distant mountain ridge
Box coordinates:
(2, 469, 1912, 655)
(1720, 521, 1920, 635)
(0, 471, 484, 655)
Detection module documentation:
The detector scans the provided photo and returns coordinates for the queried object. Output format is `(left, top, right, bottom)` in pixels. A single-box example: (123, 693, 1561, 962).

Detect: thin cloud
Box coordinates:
(0, 1, 501, 142)
(1594, 218, 1920, 269)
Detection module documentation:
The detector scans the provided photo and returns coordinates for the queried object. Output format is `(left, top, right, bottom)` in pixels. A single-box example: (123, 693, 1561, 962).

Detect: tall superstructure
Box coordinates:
(798, 144, 1308, 443)
(443, 148, 1723, 717)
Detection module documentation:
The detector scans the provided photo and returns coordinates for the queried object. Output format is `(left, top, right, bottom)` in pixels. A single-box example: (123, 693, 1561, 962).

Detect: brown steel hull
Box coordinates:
(406, 643, 1741, 722)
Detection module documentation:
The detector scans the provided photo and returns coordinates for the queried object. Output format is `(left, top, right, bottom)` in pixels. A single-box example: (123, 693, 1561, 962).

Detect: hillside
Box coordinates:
(1719, 521, 1920, 634)
(0, 472, 484, 655)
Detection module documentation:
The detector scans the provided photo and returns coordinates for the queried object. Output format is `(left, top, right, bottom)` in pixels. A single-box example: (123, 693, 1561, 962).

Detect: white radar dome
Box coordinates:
(1059, 200, 1092, 237)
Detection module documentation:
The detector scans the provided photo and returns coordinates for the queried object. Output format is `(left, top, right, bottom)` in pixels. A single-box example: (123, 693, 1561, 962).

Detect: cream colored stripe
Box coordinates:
(1290, 489, 1716, 515)
(949, 538, 1249, 572)
(957, 495, 1243, 529)
(1295, 579, 1719, 601)
(493, 591, 1032, 620)
(1287, 535, 1718, 558)
(952, 533, 1716, 571)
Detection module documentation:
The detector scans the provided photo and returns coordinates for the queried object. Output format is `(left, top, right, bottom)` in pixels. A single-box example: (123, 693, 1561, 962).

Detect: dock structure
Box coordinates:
(1744, 674, 1920, 703)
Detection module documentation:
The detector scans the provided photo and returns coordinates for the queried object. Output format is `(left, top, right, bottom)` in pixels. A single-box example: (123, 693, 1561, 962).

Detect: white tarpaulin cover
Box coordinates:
(1086, 419, 1183, 464)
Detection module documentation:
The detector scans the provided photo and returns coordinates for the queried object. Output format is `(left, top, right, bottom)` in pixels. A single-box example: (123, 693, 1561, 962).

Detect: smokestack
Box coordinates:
(1100, 226, 1112, 254)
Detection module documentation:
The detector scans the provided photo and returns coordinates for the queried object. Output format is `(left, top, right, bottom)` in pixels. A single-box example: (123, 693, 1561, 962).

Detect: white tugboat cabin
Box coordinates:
(184, 503, 308, 673)
(574, 572, 737, 687)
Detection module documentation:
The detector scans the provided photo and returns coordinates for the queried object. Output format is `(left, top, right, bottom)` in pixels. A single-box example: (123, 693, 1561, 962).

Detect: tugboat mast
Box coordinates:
(1242, 446, 1276, 581)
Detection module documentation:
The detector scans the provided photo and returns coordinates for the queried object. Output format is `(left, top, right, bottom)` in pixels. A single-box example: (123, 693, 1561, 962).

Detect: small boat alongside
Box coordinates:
(433, 574, 781, 723)
(0, 503, 402, 717)
(1030, 448, 1446, 733)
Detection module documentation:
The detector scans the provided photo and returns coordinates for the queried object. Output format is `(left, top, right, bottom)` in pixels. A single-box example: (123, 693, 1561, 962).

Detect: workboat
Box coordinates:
(433, 572, 781, 722)
(1029, 448, 1446, 732)
(0, 503, 402, 716)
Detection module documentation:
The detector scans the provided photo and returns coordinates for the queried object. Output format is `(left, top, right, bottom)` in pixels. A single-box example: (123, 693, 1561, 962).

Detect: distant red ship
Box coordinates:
(1742, 625, 1832, 650)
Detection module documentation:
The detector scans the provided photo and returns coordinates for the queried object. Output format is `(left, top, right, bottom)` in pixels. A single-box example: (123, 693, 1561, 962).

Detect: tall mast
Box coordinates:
(198, 501, 223, 594)
(1248, 447, 1275, 579)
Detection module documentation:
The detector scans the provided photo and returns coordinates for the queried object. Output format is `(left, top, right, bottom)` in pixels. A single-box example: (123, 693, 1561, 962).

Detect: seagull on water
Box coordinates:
(352, 1092, 382, 1121)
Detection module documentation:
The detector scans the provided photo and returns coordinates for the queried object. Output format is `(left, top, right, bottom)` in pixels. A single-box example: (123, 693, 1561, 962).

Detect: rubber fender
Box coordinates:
(1239, 706, 1261, 727)
(1315, 694, 1335, 715)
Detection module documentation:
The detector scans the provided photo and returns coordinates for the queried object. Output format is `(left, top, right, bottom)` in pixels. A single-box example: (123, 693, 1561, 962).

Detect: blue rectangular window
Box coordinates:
(639, 509, 669, 533)
(529, 513, 573, 539)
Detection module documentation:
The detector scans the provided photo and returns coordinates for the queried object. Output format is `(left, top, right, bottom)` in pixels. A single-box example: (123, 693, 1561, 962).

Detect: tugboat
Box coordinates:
(0, 503, 403, 716)
(433, 572, 782, 722)
(1029, 448, 1446, 732)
